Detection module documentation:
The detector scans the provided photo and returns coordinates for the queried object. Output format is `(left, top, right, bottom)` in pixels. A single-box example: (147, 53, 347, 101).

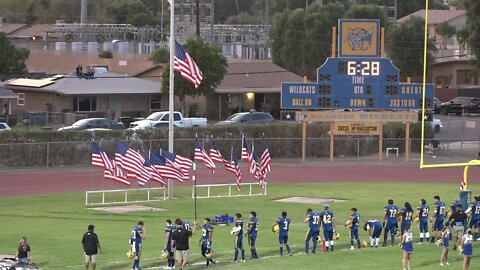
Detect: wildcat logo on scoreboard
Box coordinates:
(338, 19, 380, 57)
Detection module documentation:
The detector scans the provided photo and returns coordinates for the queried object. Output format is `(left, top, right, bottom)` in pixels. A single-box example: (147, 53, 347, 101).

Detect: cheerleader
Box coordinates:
(401, 225, 413, 270)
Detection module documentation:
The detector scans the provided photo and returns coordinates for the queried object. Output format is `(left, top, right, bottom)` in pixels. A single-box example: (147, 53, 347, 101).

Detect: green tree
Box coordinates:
(397, 0, 447, 19)
(0, 33, 29, 74)
(386, 17, 435, 79)
(462, 0, 480, 68)
(151, 47, 169, 64)
(106, 0, 159, 26)
(270, 2, 346, 77)
(161, 38, 227, 114)
(344, 5, 386, 27)
(435, 22, 456, 49)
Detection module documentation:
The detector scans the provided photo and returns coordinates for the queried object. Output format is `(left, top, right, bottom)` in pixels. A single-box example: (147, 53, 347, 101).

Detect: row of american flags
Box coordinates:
(91, 136, 272, 191)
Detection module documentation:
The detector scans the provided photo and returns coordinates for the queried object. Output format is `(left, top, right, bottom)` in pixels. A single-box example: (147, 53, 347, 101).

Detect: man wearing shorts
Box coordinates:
(82, 224, 101, 270)
(448, 204, 468, 250)
(171, 219, 196, 270)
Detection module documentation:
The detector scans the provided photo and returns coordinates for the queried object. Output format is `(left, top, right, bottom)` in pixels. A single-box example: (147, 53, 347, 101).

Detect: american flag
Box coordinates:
(209, 139, 224, 163)
(459, 177, 467, 190)
(92, 142, 113, 170)
(194, 138, 216, 171)
(260, 138, 272, 178)
(224, 150, 242, 191)
(104, 159, 130, 186)
(174, 41, 203, 89)
(150, 152, 184, 182)
(114, 140, 150, 185)
(241, 135, 250, 161)
(248, 147, 265, 190)
(144, 158, 166, 186)
(161, 150, 192, 181)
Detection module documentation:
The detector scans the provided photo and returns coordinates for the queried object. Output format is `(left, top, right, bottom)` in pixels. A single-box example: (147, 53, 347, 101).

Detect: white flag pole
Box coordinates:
(167, 0, 175, 199)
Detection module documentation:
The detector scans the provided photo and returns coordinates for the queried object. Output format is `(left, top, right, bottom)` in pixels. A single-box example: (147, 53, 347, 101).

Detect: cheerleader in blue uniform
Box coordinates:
(401, 225, 413, 270)
(460, 228, 473, 270)
(440, 221, 450, 266)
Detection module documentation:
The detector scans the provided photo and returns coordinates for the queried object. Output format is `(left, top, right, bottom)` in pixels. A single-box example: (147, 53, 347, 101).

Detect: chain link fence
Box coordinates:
(1, 137, 479, 168)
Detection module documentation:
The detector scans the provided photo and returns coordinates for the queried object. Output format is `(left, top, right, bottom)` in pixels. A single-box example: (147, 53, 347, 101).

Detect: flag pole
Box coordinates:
(194, 134, 198, 223)
(167, 0, 175, 200)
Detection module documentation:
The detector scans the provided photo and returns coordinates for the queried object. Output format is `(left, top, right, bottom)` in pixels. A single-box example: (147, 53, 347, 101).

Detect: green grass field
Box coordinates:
(0, 182, 478, 270)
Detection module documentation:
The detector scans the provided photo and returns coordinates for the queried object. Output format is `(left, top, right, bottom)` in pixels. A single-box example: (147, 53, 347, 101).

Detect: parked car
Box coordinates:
(128, 120, 180, 131)
(58, 118, 125, 131)
(433, 97, 442, 114)
(131, 111, 207, 127)
(215, 111, 274, 125)
(440, 96, 480, 115)
(432, 118, 442, 133)
(0, 122, 11, 131)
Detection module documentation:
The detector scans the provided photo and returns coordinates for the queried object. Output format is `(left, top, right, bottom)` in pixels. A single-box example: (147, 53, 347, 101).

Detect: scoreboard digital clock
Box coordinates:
(281, 57, 434, 110)
(338, 60, 380, 76)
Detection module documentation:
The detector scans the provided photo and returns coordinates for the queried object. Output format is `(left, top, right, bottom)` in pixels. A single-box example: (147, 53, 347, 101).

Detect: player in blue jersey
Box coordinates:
(233, 213, 245, 263)
(399, 202, 414, 234)
(349, 208, 361, 249)
(466, 196, 480, 241)
(383, 199, 399, 247)
(304, 208, 320, 254)
(164, 220, 176, 269)
(246, 211, 259, 259)
(415, 199, 430, 242)
(364, 220, 382, 247)
(182, 221, 191, 231)
(200, 218, 216, 267)
(273, 211, 291, 256)
(129, 221, 145, 270)
(401, 225, 414, 270)
(431, 195, 446, 243)
(320, 204, 336, 252)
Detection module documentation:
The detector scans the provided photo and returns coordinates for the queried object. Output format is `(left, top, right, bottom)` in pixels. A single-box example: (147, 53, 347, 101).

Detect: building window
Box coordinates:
(17, 93, 25, 106)
(73, 96, 97, 112)
(150, 95, 162, 111)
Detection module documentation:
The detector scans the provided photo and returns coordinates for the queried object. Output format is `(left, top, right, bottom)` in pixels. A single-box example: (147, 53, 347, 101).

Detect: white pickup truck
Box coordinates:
(129, 111, 207, 130)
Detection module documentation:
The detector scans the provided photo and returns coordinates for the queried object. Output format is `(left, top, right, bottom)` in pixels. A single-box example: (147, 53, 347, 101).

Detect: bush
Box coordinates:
(98, 50, 113, 58)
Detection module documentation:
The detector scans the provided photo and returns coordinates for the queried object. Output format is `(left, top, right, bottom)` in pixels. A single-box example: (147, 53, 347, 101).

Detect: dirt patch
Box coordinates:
(89, 205, 166, 214)
(275, 197, 346, 205)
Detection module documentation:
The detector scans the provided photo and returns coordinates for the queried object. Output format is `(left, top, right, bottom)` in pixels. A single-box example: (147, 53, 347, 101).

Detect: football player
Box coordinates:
(414, 199, 430, 243)
(349, 208, 361, 250)
(164, 220, 176, 269)
(246, 211, 259, 259)
(201, 218, 216, 267)
(273, 211, 291, 256)
(399, 202, 414, 234)
(304, 208, 320, 254)
(233, 213, 245, 263)
(130, 221, 145, 270)
(320, 204, 336, 252)
(465, 196, 480, 240)
(364, 220, 382, 247)
(431, 195, 446, 243)
(383, 199, 399, 247)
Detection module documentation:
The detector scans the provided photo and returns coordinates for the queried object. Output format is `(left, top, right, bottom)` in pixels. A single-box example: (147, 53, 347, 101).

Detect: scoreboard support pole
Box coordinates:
(405, 123, 410, 161)
(329, 122, 334, 161)
(378, 123, 383, 161)
(302, 113, 307, 162)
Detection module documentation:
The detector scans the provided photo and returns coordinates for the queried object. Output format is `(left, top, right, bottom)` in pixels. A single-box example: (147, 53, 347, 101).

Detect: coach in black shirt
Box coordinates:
(448, 205, 468, 250)
(171, 219, 196, 270)
(82, 224, 101, 270)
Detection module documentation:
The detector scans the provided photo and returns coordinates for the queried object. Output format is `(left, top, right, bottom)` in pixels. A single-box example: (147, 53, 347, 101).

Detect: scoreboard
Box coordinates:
(281, 57, 434, 110)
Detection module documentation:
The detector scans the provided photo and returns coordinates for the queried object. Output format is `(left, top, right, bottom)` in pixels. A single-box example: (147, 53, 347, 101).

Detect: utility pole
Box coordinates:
(80, 0, 87, 24)
(196, 0, 200, 36)
(265, 0, 269, 59)
(160, 0, 164, 42)
(210, 0, 214, 43)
